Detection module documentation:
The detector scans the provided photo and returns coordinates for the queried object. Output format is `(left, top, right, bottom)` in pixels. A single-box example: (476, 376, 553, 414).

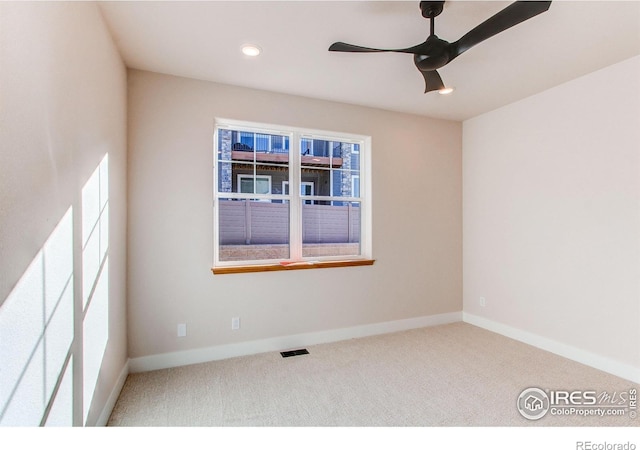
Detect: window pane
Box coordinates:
(350, 152, 360, 171)
(314, 140, 329, 157)
(301, 138, 312, 156)
(301, 167, 328, 197)
(218, 129, 290, 194)
(226, 130, 290, 155)
(301, 139, 360, 198)
(217, 160, 235, 193)
(271, 135, 289, 152)
(332, 142, 343, 158)
(352, 174, 360, 198)
(258, 166, 288, 194)
(301, 138, 331, 167)
(217, 129, 234, 162)
(336, 142, 359, 173)
(331, 169, 361, 198)
(218, 199, 290, 261)
(238, 131, 253, 149)
(255, 133, 269, 152)
(302, 201, 361, 258)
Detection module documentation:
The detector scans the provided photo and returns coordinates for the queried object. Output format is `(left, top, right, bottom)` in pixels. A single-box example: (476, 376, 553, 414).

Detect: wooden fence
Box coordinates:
(218, 200, 360, 245)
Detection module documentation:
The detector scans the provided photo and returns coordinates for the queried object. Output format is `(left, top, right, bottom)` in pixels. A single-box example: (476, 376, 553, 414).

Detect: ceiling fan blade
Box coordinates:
(329, 42, 390, 53)
(450, 1, 552, 60)
(329, 41, 431, 54)
(418, 69, 445, 94)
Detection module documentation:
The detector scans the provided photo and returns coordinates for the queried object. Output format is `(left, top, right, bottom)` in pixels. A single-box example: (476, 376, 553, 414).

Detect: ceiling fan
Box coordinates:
(329, 1, 552, 94)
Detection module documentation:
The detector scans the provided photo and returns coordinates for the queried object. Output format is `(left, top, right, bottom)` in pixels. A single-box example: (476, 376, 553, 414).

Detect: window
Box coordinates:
(213, 119, 371, 270)
(238, 174, 271, 195)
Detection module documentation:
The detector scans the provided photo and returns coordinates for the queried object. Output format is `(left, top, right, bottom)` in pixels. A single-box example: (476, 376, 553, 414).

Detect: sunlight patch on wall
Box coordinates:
(43, 356, 73, 426)
(0, 153, 113, 426)
(81, 153, 109, 424)
(0, 207, 74, 426)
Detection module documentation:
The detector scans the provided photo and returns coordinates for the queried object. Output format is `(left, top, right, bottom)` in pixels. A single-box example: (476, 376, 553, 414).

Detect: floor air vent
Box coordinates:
(280, 349, 309, 358)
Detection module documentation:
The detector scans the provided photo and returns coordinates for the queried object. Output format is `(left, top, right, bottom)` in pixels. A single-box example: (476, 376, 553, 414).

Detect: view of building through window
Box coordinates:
(214, 122, 369, 265)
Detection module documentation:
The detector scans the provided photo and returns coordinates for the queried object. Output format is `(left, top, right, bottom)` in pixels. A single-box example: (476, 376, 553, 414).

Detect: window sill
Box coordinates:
(211, 259, 375, 275)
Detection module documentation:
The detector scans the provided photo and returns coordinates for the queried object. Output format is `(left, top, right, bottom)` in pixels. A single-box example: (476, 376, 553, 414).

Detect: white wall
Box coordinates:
(463, 56, 640, 380)
(0, 2, 127, 425)
(126, 70, 462, 362)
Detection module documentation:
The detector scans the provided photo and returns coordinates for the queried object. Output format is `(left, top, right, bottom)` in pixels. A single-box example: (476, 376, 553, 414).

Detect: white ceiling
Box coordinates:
(99, 1, 640, 121)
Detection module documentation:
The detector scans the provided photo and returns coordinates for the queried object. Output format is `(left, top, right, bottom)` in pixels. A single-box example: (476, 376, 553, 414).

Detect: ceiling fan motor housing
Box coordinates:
(420, 1, 445, 19)
(414, 36, 451, 71)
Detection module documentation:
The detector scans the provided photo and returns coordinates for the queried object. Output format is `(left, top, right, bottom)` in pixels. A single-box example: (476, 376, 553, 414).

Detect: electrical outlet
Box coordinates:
(231, 317, 240, 330)
(479, 297, 486, 307)
(177, 323, 187, 337)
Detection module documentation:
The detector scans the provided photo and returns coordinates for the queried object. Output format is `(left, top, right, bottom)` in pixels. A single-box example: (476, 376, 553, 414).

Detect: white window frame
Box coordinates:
(213, 118, 372, 268)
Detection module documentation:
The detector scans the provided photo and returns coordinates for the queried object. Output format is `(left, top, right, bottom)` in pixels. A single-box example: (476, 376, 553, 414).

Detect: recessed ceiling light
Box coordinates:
(438, 87, 454, 95)
(241, 45, 262, 57)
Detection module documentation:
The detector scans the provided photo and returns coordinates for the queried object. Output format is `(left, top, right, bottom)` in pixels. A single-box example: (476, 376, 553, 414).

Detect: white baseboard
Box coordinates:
(463, 312, 640, 384)
(95, 360, 130, 427)
(129, 311, 462, 373)
(99, 310, 637, 424)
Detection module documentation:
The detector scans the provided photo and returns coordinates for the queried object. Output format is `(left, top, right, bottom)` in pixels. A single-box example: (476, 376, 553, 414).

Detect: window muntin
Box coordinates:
(214, 120, 370, 267)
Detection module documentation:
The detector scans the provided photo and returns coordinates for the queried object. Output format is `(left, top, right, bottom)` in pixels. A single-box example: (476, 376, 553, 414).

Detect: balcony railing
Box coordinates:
(230, 144, 342, 168)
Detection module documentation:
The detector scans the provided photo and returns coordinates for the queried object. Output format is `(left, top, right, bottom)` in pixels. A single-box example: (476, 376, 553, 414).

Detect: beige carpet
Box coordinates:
(107, 322, 638, 427)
